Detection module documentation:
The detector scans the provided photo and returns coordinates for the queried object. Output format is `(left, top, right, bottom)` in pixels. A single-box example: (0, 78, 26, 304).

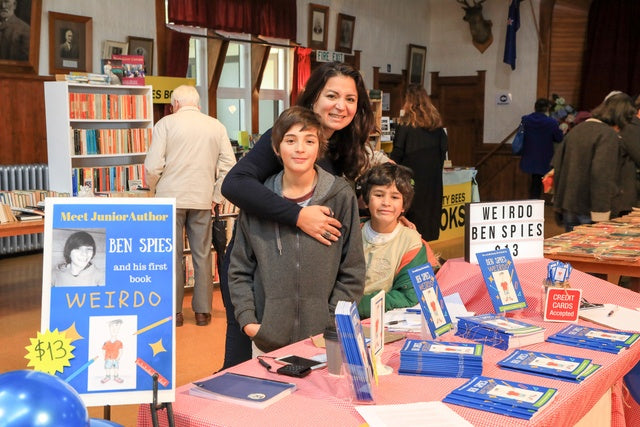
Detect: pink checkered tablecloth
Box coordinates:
(137, 258, 640, 427)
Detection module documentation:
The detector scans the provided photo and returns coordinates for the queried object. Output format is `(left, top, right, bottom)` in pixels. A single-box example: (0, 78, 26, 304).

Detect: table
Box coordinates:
(0, 219, 44, 238)
(137, 258, 640, 427)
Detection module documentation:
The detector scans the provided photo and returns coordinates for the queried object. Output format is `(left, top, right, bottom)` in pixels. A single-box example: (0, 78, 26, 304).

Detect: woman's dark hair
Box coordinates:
(296, 62, 374, 181)
(63, 231, 96, 264)
(359, 163, 415, 212)
(271, 106, 328, 158)
(591, 92, 636, 130)
(534, 98, 551, 113)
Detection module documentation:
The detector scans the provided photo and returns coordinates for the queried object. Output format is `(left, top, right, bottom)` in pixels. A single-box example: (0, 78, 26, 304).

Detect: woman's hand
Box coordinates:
(296, 205, 342, 246)
(399, 215, 417, 230)
(243, 323, 260, 338)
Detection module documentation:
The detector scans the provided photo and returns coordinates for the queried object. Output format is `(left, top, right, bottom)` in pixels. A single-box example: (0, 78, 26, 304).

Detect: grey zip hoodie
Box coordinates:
(228, 166, 365, 353)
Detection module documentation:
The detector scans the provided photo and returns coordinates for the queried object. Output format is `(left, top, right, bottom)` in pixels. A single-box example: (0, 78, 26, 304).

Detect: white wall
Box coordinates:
(40, 0, 156, 77)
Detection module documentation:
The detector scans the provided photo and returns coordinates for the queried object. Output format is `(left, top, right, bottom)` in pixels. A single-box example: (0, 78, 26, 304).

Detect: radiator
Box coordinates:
(0, 164, 48, 255)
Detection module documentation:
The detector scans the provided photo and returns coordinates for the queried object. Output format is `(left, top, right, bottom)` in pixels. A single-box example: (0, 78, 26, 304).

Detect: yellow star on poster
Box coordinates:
(25, 329, 75, 375)
(149, 339, 166, 356)
(61, 322, 83, 342)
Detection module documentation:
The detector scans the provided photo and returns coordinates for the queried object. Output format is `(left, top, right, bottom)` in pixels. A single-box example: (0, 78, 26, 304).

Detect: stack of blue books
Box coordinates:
(335, 300, 375, 402)
(497, 349, 601, 383)
(546, 324, 640, 354)
(455, 313, 545, 350)
(443, 375, 558, 420)
(398, 339, 483, 378)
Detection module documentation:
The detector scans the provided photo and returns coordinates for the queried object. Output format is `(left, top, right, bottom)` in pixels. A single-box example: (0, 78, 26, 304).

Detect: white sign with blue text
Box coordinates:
(41, 197, 176, 407)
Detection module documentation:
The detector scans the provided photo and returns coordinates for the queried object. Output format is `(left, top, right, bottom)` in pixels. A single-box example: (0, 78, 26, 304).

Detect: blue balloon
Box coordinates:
(0, 369, 89, 426)
(89, 419, 124, 427)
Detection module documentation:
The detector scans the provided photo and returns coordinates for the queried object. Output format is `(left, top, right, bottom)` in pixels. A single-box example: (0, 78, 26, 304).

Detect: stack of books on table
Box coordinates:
(497, 349, 601, 383)
(455, 313, 545, 350)
(398, 339, 483, 378)
(443, 375, 558, 420)
(546, 324, 640, 354)
(335, 300, 375, 402)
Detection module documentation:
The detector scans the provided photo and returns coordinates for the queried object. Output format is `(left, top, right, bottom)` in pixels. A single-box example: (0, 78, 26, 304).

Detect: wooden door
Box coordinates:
(373, 67, 405, 119)
(430, 71, 485, 168)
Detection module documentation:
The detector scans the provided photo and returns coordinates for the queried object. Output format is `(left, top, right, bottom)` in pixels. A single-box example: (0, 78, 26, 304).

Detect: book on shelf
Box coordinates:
(407, 263, 452, 339)
(101, 58, 124, 85)
(442, 375, 557, 420)
(189, 372, 296, 409)
(455, 313, 545, 350)
(112, 54, 145, 86)
(0, 203, 17, 224)
(476, 248, 527, 313)
(546, 324, 640, 354)
(497, 349, 600, 383)
(335, 300, 375, 402)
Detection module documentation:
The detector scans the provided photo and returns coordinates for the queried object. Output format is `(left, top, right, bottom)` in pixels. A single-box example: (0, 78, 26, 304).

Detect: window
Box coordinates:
(217, 42, 252, 141)
(258, 47, 289, 134)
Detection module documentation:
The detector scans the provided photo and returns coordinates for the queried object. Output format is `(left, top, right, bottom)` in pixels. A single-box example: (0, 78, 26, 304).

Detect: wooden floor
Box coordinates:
(0, 206, 566, 425)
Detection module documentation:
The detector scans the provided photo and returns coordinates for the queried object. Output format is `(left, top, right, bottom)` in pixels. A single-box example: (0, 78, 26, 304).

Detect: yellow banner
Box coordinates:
(437, 181, 472, 242)
(145, 76, 196, 104)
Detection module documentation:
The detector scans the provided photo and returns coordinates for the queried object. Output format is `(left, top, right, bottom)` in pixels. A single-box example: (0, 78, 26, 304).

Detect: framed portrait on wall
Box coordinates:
(0, 0, 42, 74)
(127, 36, 153, 75)
(102, 40, 129, 59)
(308, 3, 329, 50)
(48, 12, 92, 74)
(335, 13, 355, 54)
(407, 44, 427, 86)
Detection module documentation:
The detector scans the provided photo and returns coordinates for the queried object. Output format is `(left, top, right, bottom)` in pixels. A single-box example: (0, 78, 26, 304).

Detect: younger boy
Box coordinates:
(228, 106, 365, 355)
(357, 163, 439, 318)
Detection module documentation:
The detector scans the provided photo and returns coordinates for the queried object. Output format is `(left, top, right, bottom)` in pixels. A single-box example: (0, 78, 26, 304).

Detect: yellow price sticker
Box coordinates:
(25, 329, 75, 375)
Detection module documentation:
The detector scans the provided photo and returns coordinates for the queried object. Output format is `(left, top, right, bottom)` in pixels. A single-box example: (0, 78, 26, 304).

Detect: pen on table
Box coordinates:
(607, 306, 619, 317)
(386, 320, 405, 325)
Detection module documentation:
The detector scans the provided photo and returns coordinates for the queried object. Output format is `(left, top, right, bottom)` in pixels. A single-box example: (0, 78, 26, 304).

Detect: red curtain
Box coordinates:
(168, 0, 296, 40)
(580, 0, 640, 109)
(291, 47, 312, 105)
(154, 30, 192, 122)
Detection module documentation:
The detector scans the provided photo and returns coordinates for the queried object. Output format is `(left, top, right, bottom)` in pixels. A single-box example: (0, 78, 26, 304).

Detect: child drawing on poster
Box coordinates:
(492, 269, 516, 303)
(102, 319, 124, 384)
(423, 287, 445, 327)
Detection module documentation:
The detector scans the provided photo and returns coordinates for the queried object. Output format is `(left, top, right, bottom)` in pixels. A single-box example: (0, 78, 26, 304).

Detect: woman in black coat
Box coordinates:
(390, 84, 448, 241)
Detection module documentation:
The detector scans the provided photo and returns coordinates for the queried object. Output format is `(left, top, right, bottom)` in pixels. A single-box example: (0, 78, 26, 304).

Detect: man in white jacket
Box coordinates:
(145, 85, 236, 326)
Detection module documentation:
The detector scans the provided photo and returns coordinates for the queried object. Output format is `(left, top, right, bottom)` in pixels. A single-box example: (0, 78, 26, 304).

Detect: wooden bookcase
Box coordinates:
(44, 82, 153, 195)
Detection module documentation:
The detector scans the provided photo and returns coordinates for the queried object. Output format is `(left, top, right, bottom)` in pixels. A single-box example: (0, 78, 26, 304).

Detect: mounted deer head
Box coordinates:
(457, 0, 493, 53)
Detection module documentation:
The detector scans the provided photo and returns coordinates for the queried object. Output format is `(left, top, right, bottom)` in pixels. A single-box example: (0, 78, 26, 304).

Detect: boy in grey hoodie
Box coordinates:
(228, 107, 365, 354)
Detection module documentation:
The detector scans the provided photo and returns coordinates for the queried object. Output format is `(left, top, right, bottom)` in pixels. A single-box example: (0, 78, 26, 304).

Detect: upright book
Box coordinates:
(335, 300, 375, 402)
(476, 248, 527, 313)
(408, 263, 452, 338)
(189, 372, 296, 409)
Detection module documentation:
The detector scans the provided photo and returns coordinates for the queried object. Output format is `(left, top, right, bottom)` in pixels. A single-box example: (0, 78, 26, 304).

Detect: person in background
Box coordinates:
(228, 106, 364, 355)
(0, 0, 29, 61)
(618, 94, 640, 211)
(52, 230, 105, 287)
(390, 84, 447, 241)
(220, 61, 375, 368)
(519, 98, 564, 199)
(356, 163, 439, 319)
(144, 85, 236, 327)
(553, 91, 636, 231)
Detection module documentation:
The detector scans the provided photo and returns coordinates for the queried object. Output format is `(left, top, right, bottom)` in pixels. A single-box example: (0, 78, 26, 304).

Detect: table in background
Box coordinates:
(0, 219, 44, 238)
(137, 258, 640, 427)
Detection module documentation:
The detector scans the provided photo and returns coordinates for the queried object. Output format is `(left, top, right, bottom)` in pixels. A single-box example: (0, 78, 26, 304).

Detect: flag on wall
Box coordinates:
(503, 0, 521, 70)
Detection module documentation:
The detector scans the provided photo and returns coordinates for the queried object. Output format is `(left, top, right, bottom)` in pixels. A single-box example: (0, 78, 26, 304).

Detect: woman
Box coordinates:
(390, 84, 448, 241)
(553, 92, 636, 231)
(52, 231, 105, 287)
(219, 62, 375, 367)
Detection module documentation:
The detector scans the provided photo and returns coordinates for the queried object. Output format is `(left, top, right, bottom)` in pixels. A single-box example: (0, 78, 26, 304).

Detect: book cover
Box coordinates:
(455, 314, 544, 350)
(190, 372, 296, 409)
(112, 54, 145, 86)
(407, 263, 452, 338)
(497, 350, 598, 382)
(476, 248, 527, 313)
(335, 300, 375, 402)
(101, 59, 124, 85)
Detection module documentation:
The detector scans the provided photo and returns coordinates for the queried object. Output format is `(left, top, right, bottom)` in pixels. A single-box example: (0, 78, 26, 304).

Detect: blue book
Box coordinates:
(476, 248, 527, 313)
(189, 372, 296, 409)
(443, 394, 537, 420)
(547, 324, 640, 354)
(497, 349, 600, 382)
(445, 375, 557, 417)
(408, 263, 452, 338)
(399, 340, 483, 378)
(456, 313, 545, 350)
(335, 300, 375, 402)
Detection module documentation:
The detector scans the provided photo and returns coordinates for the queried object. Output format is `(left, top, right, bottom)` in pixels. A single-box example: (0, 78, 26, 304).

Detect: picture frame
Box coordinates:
(308, 3, 329, 51)
(102, 40, 129, 59)
(335, 13, 355, 54)
(407, 44, 427, 86)
(0, 0, 42, 74)
(127, 36, 154, 75)
(48, 12, 92, 75)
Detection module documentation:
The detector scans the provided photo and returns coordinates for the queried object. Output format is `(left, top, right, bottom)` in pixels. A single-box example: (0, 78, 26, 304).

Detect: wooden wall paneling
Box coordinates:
(0, 75, 50, 165)
(155, 0, 167, 76)
(372, 67, 405, 118)
(475, 153, 529, 202)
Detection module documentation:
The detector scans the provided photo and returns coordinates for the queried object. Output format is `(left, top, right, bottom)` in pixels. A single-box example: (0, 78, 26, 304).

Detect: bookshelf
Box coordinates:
(368, 90, 383, 152)
(44, 82, 153, 196)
